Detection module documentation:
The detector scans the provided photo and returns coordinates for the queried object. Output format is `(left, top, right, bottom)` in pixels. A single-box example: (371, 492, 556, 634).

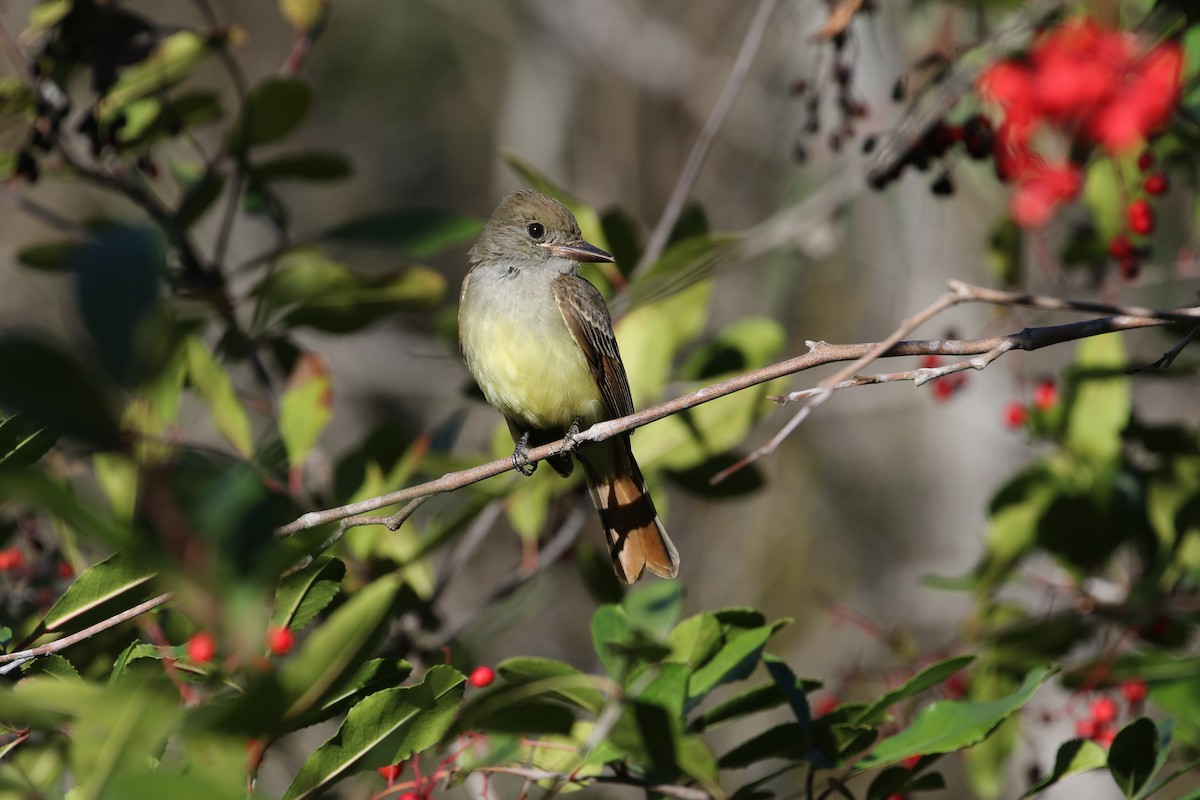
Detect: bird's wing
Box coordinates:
(552, 274, 635, 418)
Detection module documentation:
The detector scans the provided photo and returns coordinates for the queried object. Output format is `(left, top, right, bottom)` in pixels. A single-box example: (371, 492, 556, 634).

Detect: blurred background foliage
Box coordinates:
(0, 0, 1198, 798)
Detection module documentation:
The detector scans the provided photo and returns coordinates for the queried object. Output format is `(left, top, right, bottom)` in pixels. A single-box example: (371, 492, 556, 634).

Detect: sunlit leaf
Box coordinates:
(184, 337, 254, 458)
(97, 29, 232, 118)
(856, 667, 1058, 770)
(283, 665, 465, 800)
(279, 352, 333, 468)
(854, 656, 976, 725)
(1021, 738, 1107, 797)
(43, 551, 156, 633)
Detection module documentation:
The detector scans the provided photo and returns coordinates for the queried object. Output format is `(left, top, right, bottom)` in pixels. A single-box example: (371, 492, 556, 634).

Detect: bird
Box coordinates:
(458, 190, 679, 583)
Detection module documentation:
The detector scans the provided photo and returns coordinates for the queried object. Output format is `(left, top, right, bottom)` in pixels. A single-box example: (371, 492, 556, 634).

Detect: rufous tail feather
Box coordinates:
(580, 436, 679, 584)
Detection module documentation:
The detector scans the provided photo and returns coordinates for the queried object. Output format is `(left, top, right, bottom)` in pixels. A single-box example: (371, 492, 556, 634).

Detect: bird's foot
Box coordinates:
(512, 432, 537, 477)
(559, 418, 583, 455)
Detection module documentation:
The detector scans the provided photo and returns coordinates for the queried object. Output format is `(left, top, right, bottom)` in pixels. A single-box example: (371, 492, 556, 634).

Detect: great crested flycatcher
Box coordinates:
(458, 190, 679, 584)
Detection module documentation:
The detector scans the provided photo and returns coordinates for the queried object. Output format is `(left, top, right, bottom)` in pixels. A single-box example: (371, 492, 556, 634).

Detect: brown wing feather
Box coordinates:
(551, 275, 634, 419)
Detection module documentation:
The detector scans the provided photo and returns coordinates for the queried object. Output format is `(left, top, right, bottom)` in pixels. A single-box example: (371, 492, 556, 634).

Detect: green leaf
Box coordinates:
(230, 77, 312, 151)
(280, 0, 325, 30)
(854, 656, 976, 725)
(691, 676, 820, 732)
(17, 240, 76, 271)
(102, 770, 247, 800)
(688, 622, 786, 701)
(496, 657, 603, 714)
(254, 151, 352, 183)
(0, 335, 122, 448)
(20, 654, 81, 681)
(279, 352, 333, 468)
(118, 91, 223, 149)
(271, 555, 346, 630)
(471, 700, 577, 736)
(176, 170, 226, 229)
(184, 337, 254, 458)
(1132, 720, 1173, 800)
(253, 247, 445, 333)
(1108, 717, 1159, 798)
(764, 654, 817, 730)
(323, 208, 483, 259)
(1066, 333, 1130, 464)
(666, 612, 723, 669)
(294, 658, 415, 728)
(622, 579, 684, 639)
(71, 677, 181, 799)
(633, 662, 691, 718)
(73, 226, 163, 385)
(856, 667, 1057, 770)
(282, 665, 466, 800)
(43, 551, 156, 633)
(277, 574, 401, 719)
(0, 413, 58, 469)
(97, 30, 227, 118)
(1021, 738, 1107, 797)
(592, 604, 639, 681)
(718, 722, 806, 769)
(109, 642, 164, 684)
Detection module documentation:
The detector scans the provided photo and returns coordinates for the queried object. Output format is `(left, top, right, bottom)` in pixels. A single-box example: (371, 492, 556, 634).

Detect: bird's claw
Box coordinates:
(512, 433, 537, 477)
(559, 418, 582, 455)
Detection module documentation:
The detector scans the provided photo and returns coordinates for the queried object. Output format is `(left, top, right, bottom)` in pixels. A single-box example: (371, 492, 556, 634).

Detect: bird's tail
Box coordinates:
(580, 436, 679, 584)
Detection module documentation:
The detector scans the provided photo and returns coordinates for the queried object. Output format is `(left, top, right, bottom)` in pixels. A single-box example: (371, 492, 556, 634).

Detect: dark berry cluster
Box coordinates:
(789, 0, 878, 163)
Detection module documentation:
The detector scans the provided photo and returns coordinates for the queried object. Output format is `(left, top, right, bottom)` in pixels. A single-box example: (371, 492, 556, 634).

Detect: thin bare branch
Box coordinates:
(277, 283, 1198, 536)
(1128, 325, 1199, 373)
(0, 593, 172, 674)
(633, 0, 777, 277)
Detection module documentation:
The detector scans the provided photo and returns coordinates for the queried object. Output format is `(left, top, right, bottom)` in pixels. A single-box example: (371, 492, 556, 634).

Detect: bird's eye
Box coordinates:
(527, 222, 545, 240)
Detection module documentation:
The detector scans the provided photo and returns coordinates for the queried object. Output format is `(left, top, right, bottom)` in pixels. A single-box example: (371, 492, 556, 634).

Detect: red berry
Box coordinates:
(57, 560, 74, 579)
(1075, 718, 1097, 739)
(944, 672, 968, 699)
(0, 548, 25, 571)
(398, 793, 420, 800)
(377, 764, 402, 784)
(187, 632, 217, 664)
(470, 666, 496, 688)
(267, 626, 295, 656)
(1128, 199, 1154, 235)
(1121, 679, 1147, 704)
(1003, 402, 1029, 430)
(932, 379, 955, 402)
(902, 754, 922, 769)
(1095, 727, 1116, 748)
(1090, 696, 1119, 726)
(1137, 151, 1155, 171)
(1144, 173, 1168, 196)
(1033, 380, 1058, 411)
(921, 355, 942, 369)
(1108, 235, 1133, 260)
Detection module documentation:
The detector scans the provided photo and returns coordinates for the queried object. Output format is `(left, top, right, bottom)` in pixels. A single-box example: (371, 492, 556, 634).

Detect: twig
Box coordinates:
(277, 282, 1199, 536)
(633, 0, 777, 277)
(432, 499, 505, 603)
(0, 593, 172, 675)
(1127, 325, 1198, 373)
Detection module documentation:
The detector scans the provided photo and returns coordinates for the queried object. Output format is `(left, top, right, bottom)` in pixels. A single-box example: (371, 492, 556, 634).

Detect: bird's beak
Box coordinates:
(548, 239, 615, 263)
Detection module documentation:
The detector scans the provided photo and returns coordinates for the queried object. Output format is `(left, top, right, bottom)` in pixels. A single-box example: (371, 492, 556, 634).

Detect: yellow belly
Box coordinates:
(462, 301, 606, 431)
